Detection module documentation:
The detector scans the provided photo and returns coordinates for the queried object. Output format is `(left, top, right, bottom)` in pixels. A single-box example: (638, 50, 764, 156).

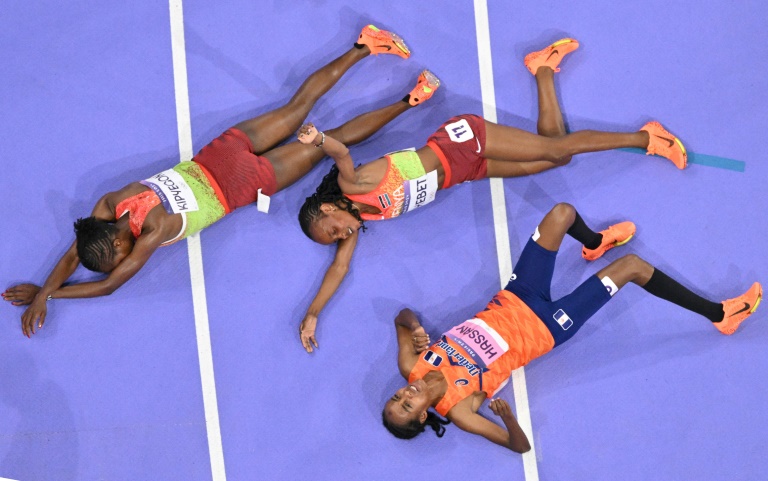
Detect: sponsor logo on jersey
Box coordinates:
(455, 379, 469, 386)
(437, 338, 482, 377)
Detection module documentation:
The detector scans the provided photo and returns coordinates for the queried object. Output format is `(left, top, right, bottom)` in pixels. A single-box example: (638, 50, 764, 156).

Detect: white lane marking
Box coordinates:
(169, 1, 227, 479)
(473, 1, 540, 479)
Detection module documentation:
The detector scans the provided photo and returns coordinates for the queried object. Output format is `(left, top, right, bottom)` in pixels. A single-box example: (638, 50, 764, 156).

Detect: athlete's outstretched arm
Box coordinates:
(299, 230, 359, 353)
(297, 123, 356, 186)
(3, 195, 165, 337)
(450, 399, 531, 453)
(394, 308, 430, 378)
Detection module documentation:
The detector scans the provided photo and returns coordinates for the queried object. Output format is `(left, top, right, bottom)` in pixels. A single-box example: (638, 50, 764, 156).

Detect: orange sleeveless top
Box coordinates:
(115, 190, 185, 246)
(409, 290, 555, 416)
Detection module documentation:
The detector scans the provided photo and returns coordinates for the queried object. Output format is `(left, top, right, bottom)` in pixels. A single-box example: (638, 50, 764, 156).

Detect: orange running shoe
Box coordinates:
(407, 69, 440, 106)
(582, 221, 636, 261)
(716, 282, 762, 335)
(524, 38, 580, 75)
(357, 24, 410, 59)
(641, 121, 687, 169)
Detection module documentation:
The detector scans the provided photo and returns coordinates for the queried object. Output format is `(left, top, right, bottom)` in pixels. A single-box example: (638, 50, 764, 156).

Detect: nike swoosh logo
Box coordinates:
(376, 44, 392, 51)
(654, 135, 675, 147)
(475, 138, 481, 153)
(546, 49, 559, 61)
(729, 302, 751, 317)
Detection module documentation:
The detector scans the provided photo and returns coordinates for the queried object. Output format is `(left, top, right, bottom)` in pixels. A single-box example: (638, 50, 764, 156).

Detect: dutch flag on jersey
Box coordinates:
(424, 351, 443, 367)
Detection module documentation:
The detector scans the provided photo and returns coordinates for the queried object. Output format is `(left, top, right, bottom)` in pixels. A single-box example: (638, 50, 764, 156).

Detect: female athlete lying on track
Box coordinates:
(382, 202, 761, 451)
(3, 25, 437, 337)
(294, 37, 689, 353)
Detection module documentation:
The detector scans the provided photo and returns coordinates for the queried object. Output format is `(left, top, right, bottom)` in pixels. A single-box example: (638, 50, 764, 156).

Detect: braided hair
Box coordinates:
(74, 217, 118, 272)
(298, 165, 366, 240)
(382, 409, 450, 440)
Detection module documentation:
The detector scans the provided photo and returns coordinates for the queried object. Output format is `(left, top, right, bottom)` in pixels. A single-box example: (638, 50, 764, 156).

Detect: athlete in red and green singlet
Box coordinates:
(3, 25, 436, 337)
(293, 37, 689, 354)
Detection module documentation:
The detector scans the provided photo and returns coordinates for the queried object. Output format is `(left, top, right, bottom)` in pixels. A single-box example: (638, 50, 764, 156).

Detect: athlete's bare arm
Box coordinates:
(4, 193, 164, 337)
(297, 123, 356, 188)
(299, 229, 359, 353)
(449, 398, 531, 453)
(394, 308, 430, 378)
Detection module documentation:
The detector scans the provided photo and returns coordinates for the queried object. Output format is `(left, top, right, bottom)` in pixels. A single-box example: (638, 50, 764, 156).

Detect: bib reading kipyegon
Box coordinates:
(140, 168, 199, 215)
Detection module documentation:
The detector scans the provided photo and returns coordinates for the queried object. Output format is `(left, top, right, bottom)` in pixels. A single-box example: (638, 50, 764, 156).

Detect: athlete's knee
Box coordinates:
(549, 202, 576, 226)
(616, 254, 651, 275)
(542, 138, 573, 165)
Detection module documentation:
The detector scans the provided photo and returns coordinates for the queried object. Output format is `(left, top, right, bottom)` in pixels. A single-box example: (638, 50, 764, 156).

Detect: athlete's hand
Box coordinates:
(299, 314, 319, 353)
(489, 398, 512, 419)
(297, 123, 321, 145)
(2, 283, 42, 306)
(411, 326, 431, 354)
(21, 297, 48, 338)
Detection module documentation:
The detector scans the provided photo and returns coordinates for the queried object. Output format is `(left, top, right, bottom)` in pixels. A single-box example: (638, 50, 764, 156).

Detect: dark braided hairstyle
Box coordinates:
(382, 409, 450, 440)
(298, 165, 366, 240)
(74, 217, 118, 272)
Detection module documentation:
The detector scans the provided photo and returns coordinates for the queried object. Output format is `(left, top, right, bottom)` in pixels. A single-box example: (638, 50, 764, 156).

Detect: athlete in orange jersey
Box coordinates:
(2, 25, 428, 337)
(382, 203, 760, 451)
(292, 37, 688, 353)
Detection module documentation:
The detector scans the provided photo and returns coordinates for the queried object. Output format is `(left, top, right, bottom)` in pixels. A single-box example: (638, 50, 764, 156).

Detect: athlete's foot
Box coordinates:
(406, 69, 440, 106)
(582, 221, 636, 261)
(524, 38, 579, 75)
(716, 282, 762, 335)
(640, 121, 687, 169)
(357, 25, 410, 59)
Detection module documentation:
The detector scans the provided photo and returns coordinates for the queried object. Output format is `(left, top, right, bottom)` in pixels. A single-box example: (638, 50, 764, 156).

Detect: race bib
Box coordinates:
(446, 118, 475, 143)
(445, 318, 509, 368)
(140, 168, 199, 214)
(400, 170, 438, 215)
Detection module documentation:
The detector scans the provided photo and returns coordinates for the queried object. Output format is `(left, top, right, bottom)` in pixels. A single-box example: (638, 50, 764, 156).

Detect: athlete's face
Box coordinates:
(309, 203, 362, 245)
(383, 379, 430, 426)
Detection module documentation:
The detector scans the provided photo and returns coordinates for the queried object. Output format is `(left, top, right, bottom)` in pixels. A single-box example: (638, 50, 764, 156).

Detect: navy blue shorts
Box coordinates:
(504, 238, 612, 346)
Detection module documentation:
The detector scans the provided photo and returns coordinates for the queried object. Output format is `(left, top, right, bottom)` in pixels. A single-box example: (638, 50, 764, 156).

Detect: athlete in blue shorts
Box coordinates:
(383, 203, 762, 447)
(508, 203, 761, 343)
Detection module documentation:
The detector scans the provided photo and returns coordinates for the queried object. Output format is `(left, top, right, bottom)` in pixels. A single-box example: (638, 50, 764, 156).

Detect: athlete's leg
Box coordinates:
(264, 99, 410, 192)
(235, 25, 410, 154)
(535, 67, 567, 138)
(505, 203, 593, 300)
(235, 46, 370, 154)
(484, 121, 650, 177)
(593, 255, 761, 334)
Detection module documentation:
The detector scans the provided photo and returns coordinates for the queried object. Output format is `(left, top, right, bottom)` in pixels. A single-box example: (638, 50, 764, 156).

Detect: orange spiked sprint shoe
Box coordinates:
(641, 121, 688, 169)
(357, 24, 410, 58)
(407, 69, 440, 106)
(582, 221, 636, 261)
(716, 282, 762, 335)
(524, 38, 580, 75)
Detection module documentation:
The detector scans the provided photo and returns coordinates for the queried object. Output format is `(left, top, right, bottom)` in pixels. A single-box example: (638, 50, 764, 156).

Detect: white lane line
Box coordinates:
(169, 1, 227, 480)
(0, 476, 20, 481)
(473, 1, 540, 479)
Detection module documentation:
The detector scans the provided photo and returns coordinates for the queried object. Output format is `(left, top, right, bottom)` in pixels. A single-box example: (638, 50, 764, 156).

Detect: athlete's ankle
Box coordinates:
(353, 43, 372, 55)
(639, 130, 650, 148)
